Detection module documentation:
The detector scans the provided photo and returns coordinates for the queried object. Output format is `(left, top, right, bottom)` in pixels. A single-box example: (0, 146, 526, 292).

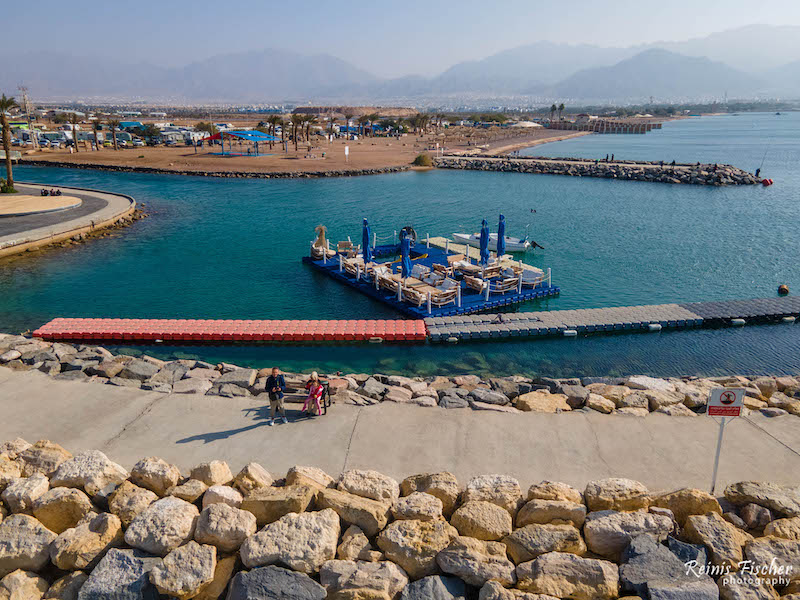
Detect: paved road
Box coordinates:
(1, 367, 798, 492)
(0, 185, 107, 238)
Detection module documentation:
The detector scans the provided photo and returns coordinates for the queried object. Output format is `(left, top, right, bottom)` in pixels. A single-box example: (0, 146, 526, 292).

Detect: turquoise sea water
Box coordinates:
(3, 112, 799, 377)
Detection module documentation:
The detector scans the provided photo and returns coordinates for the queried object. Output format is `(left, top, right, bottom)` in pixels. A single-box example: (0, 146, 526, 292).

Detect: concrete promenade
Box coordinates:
(0, 183, 135, 257)
(1, 367, 798, 492)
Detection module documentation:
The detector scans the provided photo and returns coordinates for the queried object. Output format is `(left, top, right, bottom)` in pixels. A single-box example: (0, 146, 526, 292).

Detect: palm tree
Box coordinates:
(106, 119, 121, 150)
(267, 115, 282, 149)
(279, 118, 287, 151)
(344, 113, 355, 137)
(68, 113, 81, 153)
(327, 116, 337, 139)
(357, 115, 369, 136)
(290, 114, 305, 151)
(558, 103, 565, 120)
(0, 94, 20, 190)
(91, 118, 103, 151)
(550, 104, 557, 121)
(304, 115, 318, 144)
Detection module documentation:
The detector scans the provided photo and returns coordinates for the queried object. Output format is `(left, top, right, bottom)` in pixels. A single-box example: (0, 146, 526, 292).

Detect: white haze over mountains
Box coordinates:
(3, 25, 799, 104)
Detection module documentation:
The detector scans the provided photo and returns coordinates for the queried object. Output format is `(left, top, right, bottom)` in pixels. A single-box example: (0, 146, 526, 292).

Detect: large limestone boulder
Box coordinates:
(376, 519, 458, 580)
(650, 488, 721, 526)
(202, 485, 243, 510)
(124, 496, 199, 556)
(478, 580, 558, 599)
(583, 510, 672, 562)
(401, 576, 467, 600)
(76, 548, 162, 600)
(18, 441, 72, 478)
(130, 457, 181, 497)
(400, 473, 460, 517)
(232, 463, 273, 495)
(527, 481, 582, 504)
(240, 485, 316, 527)
(451, 501, 512, 541)
(392, 492, 443, 522)
(717, 570, 780, 600)
(193, 555, 236, 600)
(189, 461, 232, 487)
(515, 391, 571, 413)
(503, 524, 586, 564)
(319, 560, 408, 599)
(149, 541, 216, 600)
(684, 511, 753, 568)
(764, 517, 800, 540)
(436, 536, 516, 587)
(317, 488, 391, 537)
(627, 375, 675, 392)
(0, 569, 49, 599)
(0, 515, 58, 577)
(169, 480, 208, 504)
(226, 565, 326, 600)
(586, 384, 631, 405)
(109, 481, 158, 526)
(286, 466, 335, 490)
(725, 481, 800, 517)
(32, 487, 94, 534)
(43, 572, 89, 599)
(516, 499, 586, 528)
(338, 470, 400, 503)
(239, 508, 340, 574)
(50, 512, 124, 571)
(463, 475, 522, 517)
(336, 525, 382, 562)
(584, 478, 650, 512)
(50, 451, 128, 496)
(0, 440, 30, 460)
(744, 536, 800, 581)
(2, 474, 50, 514)
(586, 394, 615, 414)
(515, 551, 619, 600)
(194, 503, 257, 554)
(0, 457, 22, 491)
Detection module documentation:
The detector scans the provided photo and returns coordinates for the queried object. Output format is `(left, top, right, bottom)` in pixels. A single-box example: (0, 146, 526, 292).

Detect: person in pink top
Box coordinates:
(303, 371, 324, 416)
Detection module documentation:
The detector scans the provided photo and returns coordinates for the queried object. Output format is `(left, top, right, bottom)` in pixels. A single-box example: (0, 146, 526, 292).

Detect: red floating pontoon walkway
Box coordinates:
(32, 318, 427, 343)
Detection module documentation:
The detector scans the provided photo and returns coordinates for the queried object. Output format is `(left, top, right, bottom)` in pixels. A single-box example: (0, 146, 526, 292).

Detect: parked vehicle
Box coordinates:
(38, 139, 51, 147)
(132, 138, 144, 147)
(164, 139, 177, 147)
(11, 138, 21, 146)
(49, 140, 61, 148)
(118, 140, 128, 148)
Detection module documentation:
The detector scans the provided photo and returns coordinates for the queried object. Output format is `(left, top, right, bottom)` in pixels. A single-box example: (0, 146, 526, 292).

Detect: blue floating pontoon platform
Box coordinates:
(302, 243, 560, 318)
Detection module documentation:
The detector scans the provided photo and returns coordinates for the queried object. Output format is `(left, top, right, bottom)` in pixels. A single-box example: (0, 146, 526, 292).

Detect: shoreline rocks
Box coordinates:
(0, 438, 795, 597)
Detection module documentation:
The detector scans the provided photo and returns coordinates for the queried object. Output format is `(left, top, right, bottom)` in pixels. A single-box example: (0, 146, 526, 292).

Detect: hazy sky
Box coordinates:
(5, 0, 800, 77)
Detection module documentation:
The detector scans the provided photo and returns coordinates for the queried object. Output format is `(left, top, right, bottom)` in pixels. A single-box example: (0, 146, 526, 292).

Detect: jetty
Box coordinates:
(434, 155, 761, 186)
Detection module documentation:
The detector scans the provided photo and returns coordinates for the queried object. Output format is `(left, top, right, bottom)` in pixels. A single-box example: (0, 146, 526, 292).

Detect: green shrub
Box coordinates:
(0, 179, 16, 194)
(412, 153, 433, 167)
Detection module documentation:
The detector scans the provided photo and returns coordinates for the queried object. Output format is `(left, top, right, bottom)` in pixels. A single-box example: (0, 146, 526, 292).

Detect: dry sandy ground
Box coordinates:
(23, 129, 589, 175)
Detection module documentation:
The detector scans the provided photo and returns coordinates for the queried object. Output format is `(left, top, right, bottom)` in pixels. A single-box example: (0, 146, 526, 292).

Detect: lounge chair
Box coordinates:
(337, 241, 360, 258)
(464, 275, 487, 293)
(519, 269, 546, 288)
(310, 245, 336, 260)
(430, 288, 457, 307)
(490, 277, 520, 295)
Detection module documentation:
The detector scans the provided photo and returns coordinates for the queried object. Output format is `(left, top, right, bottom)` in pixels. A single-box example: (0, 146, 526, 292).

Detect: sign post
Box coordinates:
(344, 145, 349, 163)
(707, 388, 744, 494)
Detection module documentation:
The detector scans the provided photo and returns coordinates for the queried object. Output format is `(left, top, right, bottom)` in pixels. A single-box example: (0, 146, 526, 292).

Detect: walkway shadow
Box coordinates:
(176, 402, 320, 445)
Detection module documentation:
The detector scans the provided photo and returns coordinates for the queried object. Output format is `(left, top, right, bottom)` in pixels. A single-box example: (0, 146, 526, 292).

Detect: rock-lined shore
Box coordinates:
(0, 438, 797, 598)
(19, 159, 409, 179)
(2, 333, 800, 419)
(434, 156, 761, 186)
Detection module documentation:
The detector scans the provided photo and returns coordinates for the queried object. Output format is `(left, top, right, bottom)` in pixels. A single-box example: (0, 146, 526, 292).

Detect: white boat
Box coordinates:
(452, 232, 531, 252)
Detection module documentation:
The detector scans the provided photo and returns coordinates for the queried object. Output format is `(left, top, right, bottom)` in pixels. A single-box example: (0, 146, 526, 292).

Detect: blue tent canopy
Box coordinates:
(221, 130, 280, 142)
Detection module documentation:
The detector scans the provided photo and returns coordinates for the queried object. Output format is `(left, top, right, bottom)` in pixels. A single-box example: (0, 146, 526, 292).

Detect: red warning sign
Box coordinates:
(708, 388, 744, 417)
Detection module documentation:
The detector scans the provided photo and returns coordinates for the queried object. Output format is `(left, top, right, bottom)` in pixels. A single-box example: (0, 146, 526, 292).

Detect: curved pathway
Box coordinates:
(0, 183, 135, 257)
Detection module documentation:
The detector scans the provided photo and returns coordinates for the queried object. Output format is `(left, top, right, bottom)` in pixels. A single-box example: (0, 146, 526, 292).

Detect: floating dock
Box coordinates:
(31, 296, 799, 345)
(302, 242, 560, 318)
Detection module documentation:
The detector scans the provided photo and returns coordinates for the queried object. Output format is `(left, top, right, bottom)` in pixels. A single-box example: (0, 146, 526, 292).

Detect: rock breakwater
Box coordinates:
(434, 156, 761, 186)
(2, 333, 799, 420)
(0, 437, 796, 598)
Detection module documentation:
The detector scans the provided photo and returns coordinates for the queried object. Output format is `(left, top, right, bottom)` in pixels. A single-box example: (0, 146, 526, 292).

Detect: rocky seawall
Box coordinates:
(434, 156, 761, 186)
(0, 439, 797, 599)
(2, 333, 799, 419)
(19, 159, 409, 180)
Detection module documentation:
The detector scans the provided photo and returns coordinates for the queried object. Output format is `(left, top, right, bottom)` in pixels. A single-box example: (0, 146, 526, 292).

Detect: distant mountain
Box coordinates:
(550, 49, 763, 101)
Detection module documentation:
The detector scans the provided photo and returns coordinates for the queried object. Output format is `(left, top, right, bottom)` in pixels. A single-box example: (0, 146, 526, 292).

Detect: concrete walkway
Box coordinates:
(1, 367, 799, 492)
(0, 183, 134, 255)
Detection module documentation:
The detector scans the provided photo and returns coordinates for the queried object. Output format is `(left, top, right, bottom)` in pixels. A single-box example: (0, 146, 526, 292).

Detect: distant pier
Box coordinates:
(434, 156, 761, 186)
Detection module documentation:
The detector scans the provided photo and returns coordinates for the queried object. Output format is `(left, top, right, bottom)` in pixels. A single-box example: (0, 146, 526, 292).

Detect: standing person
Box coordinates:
(265, 367, 287, 426)
(303, 372, 324, 416)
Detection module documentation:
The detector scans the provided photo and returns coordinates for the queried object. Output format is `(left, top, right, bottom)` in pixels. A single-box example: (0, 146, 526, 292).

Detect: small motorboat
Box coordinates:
(452, 232, 531, 252)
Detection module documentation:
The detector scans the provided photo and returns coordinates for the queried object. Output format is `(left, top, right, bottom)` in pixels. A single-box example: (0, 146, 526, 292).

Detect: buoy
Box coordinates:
(762, 179, 773, 186)
(563, 329, 578, 337)
(368, 336, 383, 344)
(778, 284, 789, 296)
(648, 323, 662, 332)
(782, 316, 796, 323)
(446, 336, 459, 344)
(731, 318, 746, 326)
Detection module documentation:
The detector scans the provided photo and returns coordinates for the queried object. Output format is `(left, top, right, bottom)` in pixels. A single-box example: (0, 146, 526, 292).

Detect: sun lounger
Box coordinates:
(490, 277, 520, 295)
(464, 275, 487, 293)
(310, 246, 336, 260)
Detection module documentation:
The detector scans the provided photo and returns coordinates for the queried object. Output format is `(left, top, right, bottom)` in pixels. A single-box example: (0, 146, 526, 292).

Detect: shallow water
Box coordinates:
(3, 112, 799, 375)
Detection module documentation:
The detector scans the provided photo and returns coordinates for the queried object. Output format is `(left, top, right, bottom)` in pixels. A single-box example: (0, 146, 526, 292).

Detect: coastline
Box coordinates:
(484, 131, 593, 156)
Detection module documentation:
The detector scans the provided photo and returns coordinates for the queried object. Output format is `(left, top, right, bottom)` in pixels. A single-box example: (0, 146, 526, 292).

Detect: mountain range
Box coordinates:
(3, 25, 799, 104)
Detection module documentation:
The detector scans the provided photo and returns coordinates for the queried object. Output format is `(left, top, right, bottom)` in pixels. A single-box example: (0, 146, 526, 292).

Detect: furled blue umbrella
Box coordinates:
(479, 219, 490, 266)
(400, 229, 412, 279)
(362, 218, 372, 262)
(496, 214, 506, 258)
